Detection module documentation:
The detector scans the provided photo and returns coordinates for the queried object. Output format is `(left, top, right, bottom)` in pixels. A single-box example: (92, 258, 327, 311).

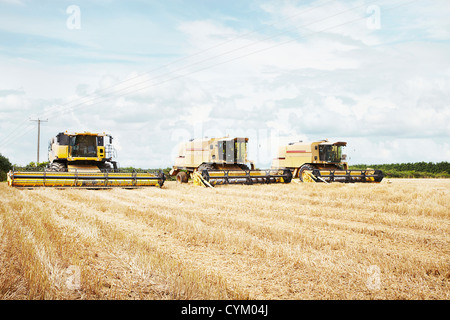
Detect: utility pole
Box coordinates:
(30, 118, 48, 166)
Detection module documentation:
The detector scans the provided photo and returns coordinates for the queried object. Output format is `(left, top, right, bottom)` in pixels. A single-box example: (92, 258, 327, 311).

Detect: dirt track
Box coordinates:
(0, 179, 449, 299)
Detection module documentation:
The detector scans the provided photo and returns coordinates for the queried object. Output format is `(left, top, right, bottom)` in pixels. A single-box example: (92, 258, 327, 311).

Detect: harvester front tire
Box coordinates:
(48, 162, 66, 172)
(238, 164, 250, 171)
(176, 171, 189, 183)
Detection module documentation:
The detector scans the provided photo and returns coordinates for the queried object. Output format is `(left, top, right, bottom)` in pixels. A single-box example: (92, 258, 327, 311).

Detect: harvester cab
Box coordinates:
(318, 141, 347, 165)
(216, 137, 248, 165)
(48, 131, 117, 172)
(170, 136, 292, 186)
(272, 140, 383, 183)
(7, 131, 165, 188)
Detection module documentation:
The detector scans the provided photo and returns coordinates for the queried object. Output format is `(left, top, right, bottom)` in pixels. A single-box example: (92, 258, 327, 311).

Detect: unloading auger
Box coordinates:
(7, 131, 165, 189)
(170, 137, 292, 187)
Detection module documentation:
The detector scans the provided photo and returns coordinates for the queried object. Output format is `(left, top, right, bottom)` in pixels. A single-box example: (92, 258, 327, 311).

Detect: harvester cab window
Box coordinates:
(235, 140, 246, 164)
(225, 141, 235, 163)
(217, 139, 246, 164)
(57, 133, 69, 145)
(218, 141, 225, 161)
(319, 145, 342, 163)
(70, 135, 97, 157)
(97, 136, 104, 147)
(218, 140, 234, 163)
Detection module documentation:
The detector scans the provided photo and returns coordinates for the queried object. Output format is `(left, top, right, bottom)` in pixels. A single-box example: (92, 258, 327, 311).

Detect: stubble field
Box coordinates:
(0, 179, 448, 300)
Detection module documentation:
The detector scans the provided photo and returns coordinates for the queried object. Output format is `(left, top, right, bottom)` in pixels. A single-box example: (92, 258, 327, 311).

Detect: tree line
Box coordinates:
(0, 153, 12, 181)
(349, 161, 450, 178)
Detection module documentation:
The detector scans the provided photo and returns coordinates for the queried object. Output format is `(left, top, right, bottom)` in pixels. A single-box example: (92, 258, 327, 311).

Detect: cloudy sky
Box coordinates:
(0, 0, 449, 169)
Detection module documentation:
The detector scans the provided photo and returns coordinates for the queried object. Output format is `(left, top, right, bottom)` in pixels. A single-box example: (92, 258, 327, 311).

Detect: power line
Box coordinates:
(0, 118, 30, 147)
(0, 0, 341, 148)
(34, 0, 384, 121)
(27, 0, 339, 122)
(0, 123, 37, 150)
(0, 0, 419, 148)
(1, 0, 377, 148)
(40, 0, 407, 119)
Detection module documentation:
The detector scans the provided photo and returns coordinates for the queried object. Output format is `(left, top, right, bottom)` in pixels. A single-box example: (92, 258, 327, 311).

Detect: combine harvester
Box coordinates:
(170, 136, 292, 187)
(8, 131, 165, 188)
(272, 140, 383, 183)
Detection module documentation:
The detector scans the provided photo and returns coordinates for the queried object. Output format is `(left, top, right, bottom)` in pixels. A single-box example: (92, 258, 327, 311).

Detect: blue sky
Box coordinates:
(0, 0, 449, 168)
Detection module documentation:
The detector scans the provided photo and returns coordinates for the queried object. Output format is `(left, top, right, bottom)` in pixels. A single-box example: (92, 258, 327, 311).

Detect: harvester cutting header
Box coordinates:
(8, 131, 165, 188)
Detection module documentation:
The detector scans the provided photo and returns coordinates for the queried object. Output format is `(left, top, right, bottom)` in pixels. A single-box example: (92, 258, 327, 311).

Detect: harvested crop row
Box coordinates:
(0, 179, 448, 299)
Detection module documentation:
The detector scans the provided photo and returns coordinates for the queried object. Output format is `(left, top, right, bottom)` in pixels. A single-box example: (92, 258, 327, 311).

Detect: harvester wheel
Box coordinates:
(238, 164, 250, 171)
(47, 162, 66, 172)
(176, 171, 189, 183)
(198, 163, 215, 172)
(299, 164, 316, 182)
(98, 162, 113, 172)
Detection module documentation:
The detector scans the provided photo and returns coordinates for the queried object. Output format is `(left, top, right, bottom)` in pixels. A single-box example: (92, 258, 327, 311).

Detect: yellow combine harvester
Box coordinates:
(170, 136, 292, 186)
(272, 140, 383, 183)
(8, 131, 165, 188)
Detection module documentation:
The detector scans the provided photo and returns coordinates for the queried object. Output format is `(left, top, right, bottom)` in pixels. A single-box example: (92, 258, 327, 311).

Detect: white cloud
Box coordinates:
(344, 137, 450, 164)
(261, 0, 383, 45)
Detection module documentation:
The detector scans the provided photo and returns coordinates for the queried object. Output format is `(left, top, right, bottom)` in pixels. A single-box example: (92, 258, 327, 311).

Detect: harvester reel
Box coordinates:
(298, 165, 384, 183)
(198, 168, 292, 186)
(8, 168, 166, 188)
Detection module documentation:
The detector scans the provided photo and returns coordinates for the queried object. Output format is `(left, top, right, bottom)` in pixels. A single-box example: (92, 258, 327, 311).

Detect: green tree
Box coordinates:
(0, 153, 12, 181)
(25, 161, 49, 170)
(349, 161, 450, 178)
